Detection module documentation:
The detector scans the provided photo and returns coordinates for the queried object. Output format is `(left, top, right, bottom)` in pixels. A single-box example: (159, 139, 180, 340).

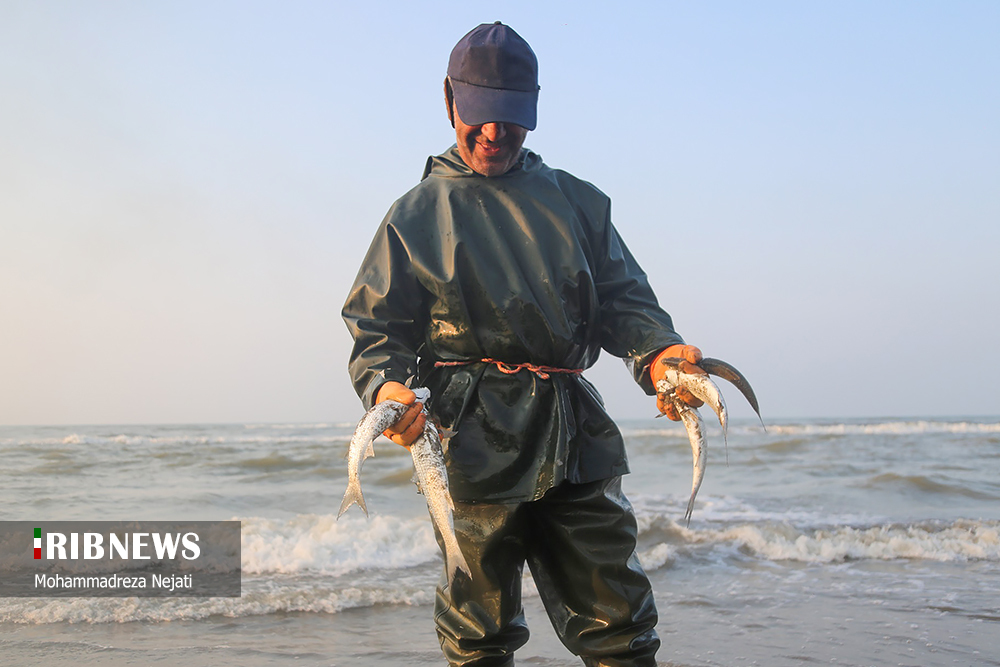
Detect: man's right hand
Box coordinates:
(375, 381, 426, 448)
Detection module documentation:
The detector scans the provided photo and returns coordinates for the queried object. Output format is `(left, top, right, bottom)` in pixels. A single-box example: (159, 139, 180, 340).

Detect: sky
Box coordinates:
(1, 1, 997, 425)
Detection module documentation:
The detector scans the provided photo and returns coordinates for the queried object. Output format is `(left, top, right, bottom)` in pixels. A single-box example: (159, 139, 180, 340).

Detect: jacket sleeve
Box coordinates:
(592, 202, 685, 394)
(342, 211, 428, 410)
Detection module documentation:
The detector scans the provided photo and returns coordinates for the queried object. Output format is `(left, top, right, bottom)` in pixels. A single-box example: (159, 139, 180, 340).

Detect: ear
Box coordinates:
(444, 77, 455, 128)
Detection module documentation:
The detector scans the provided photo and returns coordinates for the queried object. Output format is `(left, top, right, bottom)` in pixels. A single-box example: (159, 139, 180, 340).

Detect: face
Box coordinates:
(452, 104, 529, 177)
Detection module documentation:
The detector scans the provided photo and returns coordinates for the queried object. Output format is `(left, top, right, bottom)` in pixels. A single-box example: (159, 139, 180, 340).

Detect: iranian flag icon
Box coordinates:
(34, 527, 41, 559)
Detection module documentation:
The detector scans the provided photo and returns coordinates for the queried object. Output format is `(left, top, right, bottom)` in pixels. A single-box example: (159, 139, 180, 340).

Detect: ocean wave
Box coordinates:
(629, 495, 1000, 565)
(241, 514, 441, 576)
(618, 425, 737, 440)
(0, 514, 446, 625)
(247, 509, 1000, 577)
(3, 512, 997, 625)
(0, 433, 354, 448)
(0, 575, 435, 624)
(615, 428, 691, 443)
(243, 423, 352, 430)
(861, 473, 1000, 500)
(764, 420, 1000, 436)
(631, 493, 878, 531)
(676, 519, 1000, 564)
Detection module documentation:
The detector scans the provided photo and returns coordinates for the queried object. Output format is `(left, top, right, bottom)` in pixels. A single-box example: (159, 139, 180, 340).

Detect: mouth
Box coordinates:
(476, 142, 505, 158)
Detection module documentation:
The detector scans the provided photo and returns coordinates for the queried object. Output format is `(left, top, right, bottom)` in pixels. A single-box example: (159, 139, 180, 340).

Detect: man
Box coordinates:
(343, 22, 705, 667)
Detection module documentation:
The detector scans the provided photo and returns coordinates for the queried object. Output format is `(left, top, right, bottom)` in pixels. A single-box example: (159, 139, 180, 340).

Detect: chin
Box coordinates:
(476, 156, 513, 177)
(477, 164, 505, 177)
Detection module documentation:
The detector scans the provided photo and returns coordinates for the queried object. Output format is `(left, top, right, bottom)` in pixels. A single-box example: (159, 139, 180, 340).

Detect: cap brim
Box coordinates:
(451, 79, 537, 131)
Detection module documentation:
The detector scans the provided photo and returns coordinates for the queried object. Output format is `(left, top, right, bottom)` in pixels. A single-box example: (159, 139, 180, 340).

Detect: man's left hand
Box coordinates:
(651, 344, 705, 420)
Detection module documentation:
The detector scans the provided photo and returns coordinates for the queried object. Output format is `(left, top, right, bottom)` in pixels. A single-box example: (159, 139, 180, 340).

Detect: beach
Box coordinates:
(2, 418, 998, 666)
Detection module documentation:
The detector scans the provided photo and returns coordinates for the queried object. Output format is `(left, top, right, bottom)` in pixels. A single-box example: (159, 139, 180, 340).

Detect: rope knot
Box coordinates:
(434, 358, 583, 380)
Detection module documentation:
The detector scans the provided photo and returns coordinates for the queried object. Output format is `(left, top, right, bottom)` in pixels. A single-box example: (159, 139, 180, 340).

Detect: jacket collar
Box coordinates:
(422, 145, 541, 181)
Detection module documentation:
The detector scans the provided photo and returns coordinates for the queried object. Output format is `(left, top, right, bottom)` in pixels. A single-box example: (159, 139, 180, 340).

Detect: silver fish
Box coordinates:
(339, 387, 471, 585)
(658, 357, 728, 443)
(337, 398, 411, 518)
(655, 357, 762, 524)
(657, 380, 707, 526)
(409, 408, 472, 584)
(675, 398, 706, 526)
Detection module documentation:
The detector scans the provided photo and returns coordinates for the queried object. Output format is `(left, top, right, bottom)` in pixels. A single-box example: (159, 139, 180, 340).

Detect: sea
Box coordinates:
(1, 416, 998, 667)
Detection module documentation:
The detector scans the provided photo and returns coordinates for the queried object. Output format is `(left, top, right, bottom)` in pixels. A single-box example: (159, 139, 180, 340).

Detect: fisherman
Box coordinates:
(342, 22, 705, 667)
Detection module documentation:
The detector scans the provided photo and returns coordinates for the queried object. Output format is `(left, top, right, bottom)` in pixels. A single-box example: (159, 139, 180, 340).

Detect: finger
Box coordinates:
(382, 403, 420, 440)
(663, 344, 703, 365)
(385, 402, 423, 435)
(386, 432, 412, 449)
(678, 359, 707, 376)
(399, 413, 426, 443)
(376, 381, 416, 406)
(664, 402, 680, 421)
(683, 345, 704, 365)
(657, 389, 679, 413)
(675, 387, 704, 408)
(384, 411, 425, 448)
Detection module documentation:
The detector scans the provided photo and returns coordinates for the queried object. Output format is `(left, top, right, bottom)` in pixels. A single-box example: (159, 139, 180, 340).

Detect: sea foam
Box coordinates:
(3, 512, 997, 625)
(690, 519, 999, 564)
(241, 513, 440, 576)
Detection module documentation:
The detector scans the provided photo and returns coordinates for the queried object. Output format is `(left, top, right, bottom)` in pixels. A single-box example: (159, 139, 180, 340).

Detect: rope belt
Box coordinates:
(434, 358, 583, 380)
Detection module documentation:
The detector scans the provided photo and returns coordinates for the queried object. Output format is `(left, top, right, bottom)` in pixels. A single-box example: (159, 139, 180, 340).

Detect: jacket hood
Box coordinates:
(421, 145, 543, 181)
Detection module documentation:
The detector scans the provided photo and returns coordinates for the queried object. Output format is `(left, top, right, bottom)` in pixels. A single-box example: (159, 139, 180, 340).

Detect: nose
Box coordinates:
(480, 122, 507, 142)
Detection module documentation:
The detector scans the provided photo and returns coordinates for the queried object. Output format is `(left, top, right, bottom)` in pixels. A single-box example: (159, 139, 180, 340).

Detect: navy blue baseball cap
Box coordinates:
(447, 22, 539, 131)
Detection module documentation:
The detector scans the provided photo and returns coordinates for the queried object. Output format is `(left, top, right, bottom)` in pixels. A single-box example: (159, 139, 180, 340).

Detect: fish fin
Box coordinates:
(337, 482, 368, 519)
(438, 428, 457, 455)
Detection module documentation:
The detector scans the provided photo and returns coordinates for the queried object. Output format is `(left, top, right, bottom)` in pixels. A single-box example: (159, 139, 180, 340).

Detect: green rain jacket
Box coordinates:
(342, 146, 684, 503)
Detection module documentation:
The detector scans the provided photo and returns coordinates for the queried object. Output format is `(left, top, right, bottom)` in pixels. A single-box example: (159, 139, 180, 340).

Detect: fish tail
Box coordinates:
(684, 494, 696, 527)
(445, 546, 472, 586)
(337, 480, 368, 519)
